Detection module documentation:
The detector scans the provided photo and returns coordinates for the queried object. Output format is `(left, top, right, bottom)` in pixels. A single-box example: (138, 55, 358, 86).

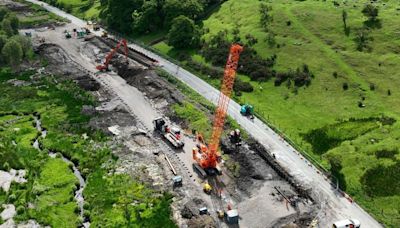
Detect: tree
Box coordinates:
(10, 35, 32, 58)
(354, 29, 373, 51)
(342, 10, 347, 29)
(100, 0, 142, 34)
(167, 16, 200, 49)
(362, 4, 378, 21)
(0, 7, 8, 21)
(2, 39, 23, 70)
(163, 0, 204, 27)
(259, 3, 272, 31)
(0, 34, 7, 51)
(6, 14, 19, 33)
(1, 19, 13, 37)
(132, 0, 162, 33)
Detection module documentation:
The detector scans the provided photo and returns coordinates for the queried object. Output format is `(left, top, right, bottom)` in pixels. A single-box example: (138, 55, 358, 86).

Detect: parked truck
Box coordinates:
(153, 117, 184, 149)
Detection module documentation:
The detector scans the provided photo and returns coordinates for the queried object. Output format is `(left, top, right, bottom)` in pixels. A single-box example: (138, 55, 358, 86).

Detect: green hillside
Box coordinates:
(156, 0, 400, 226)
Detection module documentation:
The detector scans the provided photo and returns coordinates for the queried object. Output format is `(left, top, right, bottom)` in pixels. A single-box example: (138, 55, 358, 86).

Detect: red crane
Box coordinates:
(96, 39, 128, 71)
(193, 44, 243, 176)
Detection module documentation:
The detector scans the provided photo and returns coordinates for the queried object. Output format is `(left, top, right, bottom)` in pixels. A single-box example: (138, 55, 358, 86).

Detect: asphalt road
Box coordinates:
(25, 1, 383, 227)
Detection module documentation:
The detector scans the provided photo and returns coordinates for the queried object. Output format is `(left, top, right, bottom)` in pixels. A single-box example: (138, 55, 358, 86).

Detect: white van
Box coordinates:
(333, 219, 361, 228)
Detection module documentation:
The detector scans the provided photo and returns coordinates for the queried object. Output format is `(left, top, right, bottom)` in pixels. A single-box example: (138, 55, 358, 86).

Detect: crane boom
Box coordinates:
(209, 44, 243, 155)
(193, 44, 243, 172)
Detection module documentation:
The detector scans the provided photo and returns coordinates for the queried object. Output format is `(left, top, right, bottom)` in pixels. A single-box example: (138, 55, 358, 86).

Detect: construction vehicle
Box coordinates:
(333, 219, 361, 228)
(153, 117, 184, 149)
(240, 104, 254, 119)
(96, 39, 128, 71)
(192, 44, 243, 177)
(203, 182, 212, 194)
(77, 29, 86, 39)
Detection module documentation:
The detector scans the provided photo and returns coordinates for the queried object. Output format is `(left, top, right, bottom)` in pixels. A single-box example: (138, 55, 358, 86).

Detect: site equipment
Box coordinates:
(203, 183, 212, 194)
(192, 44, 243, 177)
(96, 39, 128, 71)
(77, 29, 86, 39)
(199, 207, 209, 215)
(172, 175, 182, 187)
(240, 104, 254, 119)
(333, 219, 361, 228)
(153, 117, 185, 149)
(229, 129, 241, 146)
(225, 209, 239, 224)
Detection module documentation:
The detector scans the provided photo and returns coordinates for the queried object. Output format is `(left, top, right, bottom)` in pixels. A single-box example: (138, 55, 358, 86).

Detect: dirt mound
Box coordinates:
(271, 210, 316, 228)
(36, 44, 100, 91)
(113, 61, 184, 107)
(180, 198, 216, 228)
(0, 0, 29, 12)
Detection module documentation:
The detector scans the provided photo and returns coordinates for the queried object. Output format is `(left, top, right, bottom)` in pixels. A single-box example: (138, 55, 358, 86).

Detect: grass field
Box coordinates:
(0, 69, 175, 227)
(152, 0, 400, 226)
(42, 0, 101, 19)
(16, 0, 67, 28)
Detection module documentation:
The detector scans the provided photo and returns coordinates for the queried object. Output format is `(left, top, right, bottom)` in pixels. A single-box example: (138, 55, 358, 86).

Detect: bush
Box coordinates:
(375, 150, 398, 160)
(369, 83, 375, 91)
(342, 82, 349, 90)
(234, 78, 254, 93)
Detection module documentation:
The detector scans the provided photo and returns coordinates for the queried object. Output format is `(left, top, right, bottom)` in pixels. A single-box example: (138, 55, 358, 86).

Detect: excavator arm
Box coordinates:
(96, 39, 128, 71)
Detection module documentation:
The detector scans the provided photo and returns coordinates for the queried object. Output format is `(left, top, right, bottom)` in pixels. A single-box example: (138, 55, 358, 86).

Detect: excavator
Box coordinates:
(96, 39, 128, 71)
(192, 43, 243, 178)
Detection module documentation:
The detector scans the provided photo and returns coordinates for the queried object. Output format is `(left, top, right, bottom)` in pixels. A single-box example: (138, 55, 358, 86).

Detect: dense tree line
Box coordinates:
(99, 0, 223, 34)
(0, 7, 32, 70)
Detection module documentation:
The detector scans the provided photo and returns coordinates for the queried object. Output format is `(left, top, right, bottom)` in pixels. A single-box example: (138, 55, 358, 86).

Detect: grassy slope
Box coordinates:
(43, 0, 101, 19)
(155, 0, 400, 225)
(16, 0, 67, 27)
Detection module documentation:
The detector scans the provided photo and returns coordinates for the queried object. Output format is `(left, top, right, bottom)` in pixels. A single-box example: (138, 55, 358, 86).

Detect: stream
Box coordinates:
(33, 116, 90, 228)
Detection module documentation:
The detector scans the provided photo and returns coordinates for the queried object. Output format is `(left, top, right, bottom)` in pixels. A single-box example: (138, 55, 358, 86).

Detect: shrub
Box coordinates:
(342, 82, 349, 90)
(332, 71, 338, 78)
(234, 78, 254, 93)
(375, 150, 398, 160)
(369, 83, 375, 91)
